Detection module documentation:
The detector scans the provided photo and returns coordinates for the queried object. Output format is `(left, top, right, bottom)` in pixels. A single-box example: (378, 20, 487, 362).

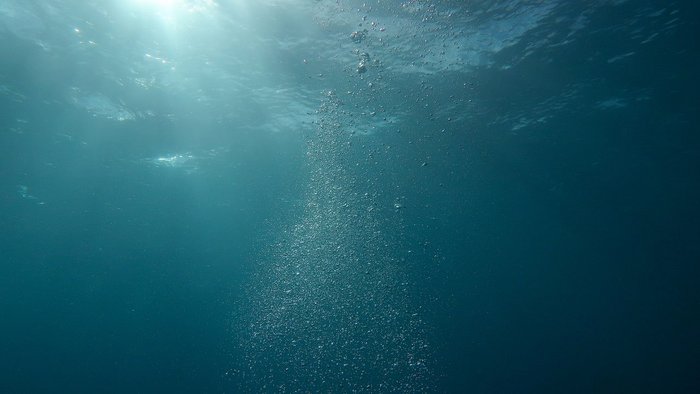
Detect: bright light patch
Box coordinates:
(125, 0, 189, 30)
(133, 0, 181, 9)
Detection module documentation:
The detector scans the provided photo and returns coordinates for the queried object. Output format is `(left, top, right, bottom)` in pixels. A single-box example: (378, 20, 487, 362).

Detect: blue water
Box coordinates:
(1, 1, 698, 392)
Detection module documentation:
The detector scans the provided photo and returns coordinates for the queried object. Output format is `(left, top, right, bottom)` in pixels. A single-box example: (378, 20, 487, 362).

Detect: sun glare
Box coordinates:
(135, 0, 180, 9)
(126, 0, 189, 29)
(127, 0, 217, 20)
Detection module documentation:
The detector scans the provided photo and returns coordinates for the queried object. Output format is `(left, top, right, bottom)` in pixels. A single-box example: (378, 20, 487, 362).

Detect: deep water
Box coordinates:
(1, 1, 699, 393)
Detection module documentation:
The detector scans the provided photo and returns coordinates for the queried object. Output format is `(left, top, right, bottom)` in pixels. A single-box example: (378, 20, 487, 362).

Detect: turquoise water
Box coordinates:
(1, 1, 698, 392)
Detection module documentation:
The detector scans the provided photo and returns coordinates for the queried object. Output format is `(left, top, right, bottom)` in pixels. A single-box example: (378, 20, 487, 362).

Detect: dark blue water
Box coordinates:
(1, 1, 698, 392)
